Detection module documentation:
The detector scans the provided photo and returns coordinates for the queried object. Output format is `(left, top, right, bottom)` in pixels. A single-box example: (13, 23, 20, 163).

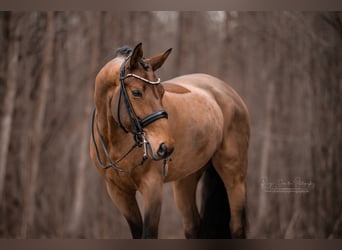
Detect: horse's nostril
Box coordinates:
(157, 143, 175, 159)
(157, 143, 167, 157)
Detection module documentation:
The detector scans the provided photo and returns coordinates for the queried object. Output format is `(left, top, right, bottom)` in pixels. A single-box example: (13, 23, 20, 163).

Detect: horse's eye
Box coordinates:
(131, 89, 143, 98)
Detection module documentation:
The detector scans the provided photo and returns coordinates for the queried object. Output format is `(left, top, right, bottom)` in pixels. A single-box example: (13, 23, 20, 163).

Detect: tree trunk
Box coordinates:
(21, 12, 54, 238)
(256, 82, 274, 224)
(0, 13, 20, 203)
(67, 12, 101, 234)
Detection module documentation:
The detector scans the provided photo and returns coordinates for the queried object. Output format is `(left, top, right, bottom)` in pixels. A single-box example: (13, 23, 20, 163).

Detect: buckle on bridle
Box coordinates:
(134, 132, 148, 161)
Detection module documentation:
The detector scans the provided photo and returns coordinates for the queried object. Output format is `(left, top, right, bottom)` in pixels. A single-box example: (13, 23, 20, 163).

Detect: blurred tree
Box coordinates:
(0, 11, 340, 239)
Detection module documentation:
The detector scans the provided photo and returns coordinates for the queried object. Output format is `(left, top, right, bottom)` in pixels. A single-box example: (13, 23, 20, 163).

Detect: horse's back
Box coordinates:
(169, 73, 250, 153)
(164, 73, 249, 126)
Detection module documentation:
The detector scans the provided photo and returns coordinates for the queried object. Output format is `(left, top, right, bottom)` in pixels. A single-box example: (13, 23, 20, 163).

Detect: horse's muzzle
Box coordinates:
(157, 143, 174, 159)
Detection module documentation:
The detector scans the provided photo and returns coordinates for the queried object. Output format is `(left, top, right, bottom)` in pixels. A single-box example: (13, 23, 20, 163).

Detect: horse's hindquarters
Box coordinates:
(162, 79, 225, 181)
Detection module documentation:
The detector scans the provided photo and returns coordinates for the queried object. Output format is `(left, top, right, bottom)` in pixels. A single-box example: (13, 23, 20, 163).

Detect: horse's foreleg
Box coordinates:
(105, 181, 143, 239)
(172, 170, 203, 238)
(139, 171, 164, 239)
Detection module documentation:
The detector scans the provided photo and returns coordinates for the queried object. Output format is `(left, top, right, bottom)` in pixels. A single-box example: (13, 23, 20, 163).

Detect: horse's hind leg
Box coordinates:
(105, 181, 143, 238)
(172, 170, 203, 238)
(212, 129, 248, 238)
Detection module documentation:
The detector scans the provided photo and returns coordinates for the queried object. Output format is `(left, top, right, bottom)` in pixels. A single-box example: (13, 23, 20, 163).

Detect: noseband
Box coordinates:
(91, 54, 169, 174)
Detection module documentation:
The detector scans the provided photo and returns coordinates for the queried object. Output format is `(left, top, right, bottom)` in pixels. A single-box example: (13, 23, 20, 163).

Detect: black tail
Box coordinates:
(199, 162, 231, 238)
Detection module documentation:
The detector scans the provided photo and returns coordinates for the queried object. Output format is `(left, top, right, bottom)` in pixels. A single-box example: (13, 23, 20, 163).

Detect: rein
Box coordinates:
(91, 54, 169, 174)
(91, 108, 141, 173)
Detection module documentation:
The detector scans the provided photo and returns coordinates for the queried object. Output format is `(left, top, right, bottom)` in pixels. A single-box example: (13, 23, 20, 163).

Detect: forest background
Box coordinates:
(0, 11, 341, 238)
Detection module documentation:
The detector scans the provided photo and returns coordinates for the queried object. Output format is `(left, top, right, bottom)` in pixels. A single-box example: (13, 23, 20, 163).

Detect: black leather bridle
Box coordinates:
(91, 54, 169, 174)
(117, 54, 168, 141)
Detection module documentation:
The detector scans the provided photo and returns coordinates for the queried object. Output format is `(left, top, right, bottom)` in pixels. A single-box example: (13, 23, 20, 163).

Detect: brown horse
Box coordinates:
(90, 43, 250, 239)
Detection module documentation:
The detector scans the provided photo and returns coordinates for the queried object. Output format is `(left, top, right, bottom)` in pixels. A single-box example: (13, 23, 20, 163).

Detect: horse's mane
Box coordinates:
(114, 46, 149, 70)
(115, 46, 132, 58)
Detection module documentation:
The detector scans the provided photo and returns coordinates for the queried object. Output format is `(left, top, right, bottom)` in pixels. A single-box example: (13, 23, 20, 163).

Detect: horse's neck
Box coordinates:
(96, 107, 127, 156)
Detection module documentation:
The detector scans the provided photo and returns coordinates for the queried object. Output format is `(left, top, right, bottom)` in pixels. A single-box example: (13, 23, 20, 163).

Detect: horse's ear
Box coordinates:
(130, 43, 143, 69)
(148, 48, 172, 71)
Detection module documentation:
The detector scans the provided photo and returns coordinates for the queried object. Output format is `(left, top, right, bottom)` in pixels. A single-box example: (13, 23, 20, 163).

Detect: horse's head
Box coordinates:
(109, 43, 174, 161)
